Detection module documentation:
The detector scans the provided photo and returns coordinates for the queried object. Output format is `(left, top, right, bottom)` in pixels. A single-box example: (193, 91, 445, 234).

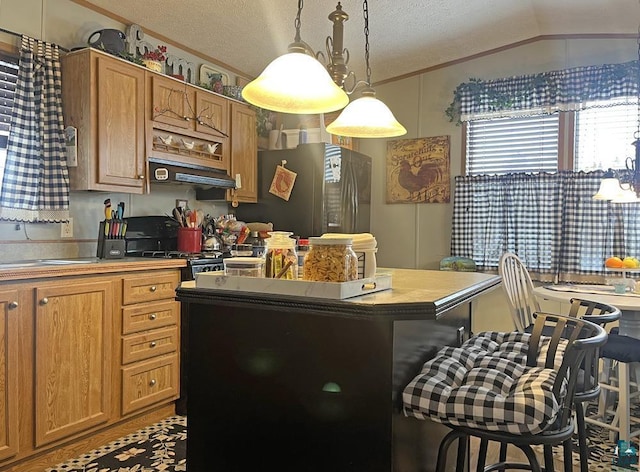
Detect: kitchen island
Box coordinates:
(176, 268, 501, 472)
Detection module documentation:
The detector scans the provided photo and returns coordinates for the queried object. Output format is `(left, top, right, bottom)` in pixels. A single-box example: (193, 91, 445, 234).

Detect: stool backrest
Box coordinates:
(567, 297, 620, 399)
(499, 252, 540, 332)
(528, 312, 607, 428)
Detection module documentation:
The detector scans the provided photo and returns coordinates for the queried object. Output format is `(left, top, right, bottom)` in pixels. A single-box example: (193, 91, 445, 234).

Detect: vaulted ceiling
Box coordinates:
(82, 0, 638, 84)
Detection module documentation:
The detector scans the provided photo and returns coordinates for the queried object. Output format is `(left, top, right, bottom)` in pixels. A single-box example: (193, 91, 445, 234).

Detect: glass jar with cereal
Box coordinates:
(303, 237, 358, 282)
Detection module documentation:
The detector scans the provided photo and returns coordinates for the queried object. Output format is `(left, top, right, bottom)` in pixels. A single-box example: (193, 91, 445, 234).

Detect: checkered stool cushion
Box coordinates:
(402, 331, 568, 435)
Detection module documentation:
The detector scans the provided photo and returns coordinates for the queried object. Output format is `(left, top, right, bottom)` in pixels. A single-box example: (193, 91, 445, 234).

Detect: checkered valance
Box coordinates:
(447, 60, 639, 123)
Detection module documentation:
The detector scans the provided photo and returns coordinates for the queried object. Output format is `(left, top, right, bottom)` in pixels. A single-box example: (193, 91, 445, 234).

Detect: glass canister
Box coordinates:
(303, 237, 358, 282)
(264, 231, 298, 279)
(297, 238, 310, 278)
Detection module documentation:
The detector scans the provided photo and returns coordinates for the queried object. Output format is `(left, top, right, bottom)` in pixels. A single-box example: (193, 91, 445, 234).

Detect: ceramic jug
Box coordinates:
(88, 29, 126, 54)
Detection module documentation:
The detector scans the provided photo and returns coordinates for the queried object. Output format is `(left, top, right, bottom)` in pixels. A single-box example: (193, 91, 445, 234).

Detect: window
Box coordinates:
(574, 101, 639, 171)
(466, 100, 638, 175)
(0, 54, 19, 188)
(466, 114, 559, 175)
(458, 101, 640, 280)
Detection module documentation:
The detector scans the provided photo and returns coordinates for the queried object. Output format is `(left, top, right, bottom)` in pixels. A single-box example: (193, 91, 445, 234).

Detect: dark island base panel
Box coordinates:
(185, 301, 470, 472)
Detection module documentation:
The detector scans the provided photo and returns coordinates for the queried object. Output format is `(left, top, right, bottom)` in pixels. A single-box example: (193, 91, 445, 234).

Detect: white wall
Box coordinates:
(357, 37, 637, 330)
(0, 0, 232, 260)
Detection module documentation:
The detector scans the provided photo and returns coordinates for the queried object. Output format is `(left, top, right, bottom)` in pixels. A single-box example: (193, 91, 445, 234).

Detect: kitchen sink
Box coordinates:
(38, 259, 94, 265)
(0, 259, 94, 270)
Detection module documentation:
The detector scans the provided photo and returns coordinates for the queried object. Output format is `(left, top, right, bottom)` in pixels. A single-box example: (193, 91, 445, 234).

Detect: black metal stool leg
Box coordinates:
(455, 434, 467, 472)
(575, 401, 589, 472)
(563, 438, 574, 472)
(436, 429, 466, 472)
(543, 444, 555, 472)
(476, 438, 488, 472)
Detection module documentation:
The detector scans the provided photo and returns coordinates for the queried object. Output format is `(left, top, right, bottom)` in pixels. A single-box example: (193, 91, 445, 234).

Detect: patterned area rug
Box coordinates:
(45, 407, 636, 471)
(46, 415, 186, 472)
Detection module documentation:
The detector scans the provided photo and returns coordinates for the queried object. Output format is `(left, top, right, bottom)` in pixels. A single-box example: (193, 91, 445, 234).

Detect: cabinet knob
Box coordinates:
(138, 175, 145, 180)
(150, 341, 157, 348)
(40, 298, 48, 305)
(8, 301, 18, 309)
(149, 313, 157, 320)
(149, 379, 157, 387)
(150, 286, 157, 292)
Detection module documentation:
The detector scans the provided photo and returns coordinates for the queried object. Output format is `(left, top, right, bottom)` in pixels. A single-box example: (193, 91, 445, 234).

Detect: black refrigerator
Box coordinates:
(235, 143, 372, 238)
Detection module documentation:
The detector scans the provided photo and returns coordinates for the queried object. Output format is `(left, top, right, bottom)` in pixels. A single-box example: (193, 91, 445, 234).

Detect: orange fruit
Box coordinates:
(605, 257, 624, 268)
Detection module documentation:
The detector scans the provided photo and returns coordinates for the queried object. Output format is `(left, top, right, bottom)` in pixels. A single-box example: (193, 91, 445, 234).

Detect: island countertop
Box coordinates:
(177, 268, 501, 318)
(178, 267, 501, 471)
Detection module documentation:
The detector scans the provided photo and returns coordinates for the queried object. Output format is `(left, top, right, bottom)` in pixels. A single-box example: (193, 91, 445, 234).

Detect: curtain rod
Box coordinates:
(0, 27, 70, 53)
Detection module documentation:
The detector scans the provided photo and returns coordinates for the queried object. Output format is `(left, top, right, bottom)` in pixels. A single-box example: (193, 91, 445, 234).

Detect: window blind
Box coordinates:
(574, 101, 638, 171)
(466, 115, 559, 175)
(0, 57, 18, 140)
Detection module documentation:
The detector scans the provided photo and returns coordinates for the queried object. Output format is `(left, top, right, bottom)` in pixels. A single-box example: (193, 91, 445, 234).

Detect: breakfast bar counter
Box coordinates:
(176, 269, 501, 472)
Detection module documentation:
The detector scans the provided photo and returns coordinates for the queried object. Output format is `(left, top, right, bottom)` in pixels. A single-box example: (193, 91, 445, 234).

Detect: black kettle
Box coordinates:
(88, 29, 126, 55)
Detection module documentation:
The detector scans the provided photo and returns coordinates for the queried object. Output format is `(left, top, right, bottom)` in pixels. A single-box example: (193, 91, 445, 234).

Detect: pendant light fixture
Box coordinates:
(326, 0, 407, 138)
(241, 0, 349, 115)
(592, 27, 640, 203)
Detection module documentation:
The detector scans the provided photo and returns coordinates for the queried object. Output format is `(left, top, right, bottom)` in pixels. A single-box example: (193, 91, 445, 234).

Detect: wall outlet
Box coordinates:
(61, 218, 73, 238)
(176, 199, 187, 209)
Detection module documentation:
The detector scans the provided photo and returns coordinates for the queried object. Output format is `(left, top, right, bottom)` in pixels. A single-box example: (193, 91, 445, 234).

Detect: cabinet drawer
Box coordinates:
(122, 299, 179, 335)
(122, 354, 179, 415)
(122, 271, 180, 305)
(122, 326, 178, 364)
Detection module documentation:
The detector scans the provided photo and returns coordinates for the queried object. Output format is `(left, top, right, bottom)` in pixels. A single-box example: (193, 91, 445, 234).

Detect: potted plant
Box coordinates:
(141, 45, 167, 73)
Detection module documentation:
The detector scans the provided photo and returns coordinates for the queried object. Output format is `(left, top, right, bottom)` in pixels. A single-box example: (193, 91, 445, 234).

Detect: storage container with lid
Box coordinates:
(303, 237, 358, 282)
(223, 257, 265, 277)
(264, 231, 298, 279)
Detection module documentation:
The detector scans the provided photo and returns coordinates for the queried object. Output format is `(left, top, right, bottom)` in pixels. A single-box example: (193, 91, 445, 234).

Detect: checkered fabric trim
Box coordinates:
(0, 35, 69, 223)
(402, 331, 568, 435)
(450, 170, 640, 280)
(455, 60, 638, 122)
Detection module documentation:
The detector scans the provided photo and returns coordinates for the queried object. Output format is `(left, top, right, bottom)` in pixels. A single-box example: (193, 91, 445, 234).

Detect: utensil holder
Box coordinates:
(178, 227, 202, 253)
(96, 220, 126, 259)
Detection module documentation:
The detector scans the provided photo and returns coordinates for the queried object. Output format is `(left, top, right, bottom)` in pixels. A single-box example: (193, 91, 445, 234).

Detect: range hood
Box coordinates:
(148, 157, 236, 189)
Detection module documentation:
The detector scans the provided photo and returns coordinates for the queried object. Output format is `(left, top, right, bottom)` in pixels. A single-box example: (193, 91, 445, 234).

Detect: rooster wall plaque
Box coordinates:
(386, 136, 451, 204)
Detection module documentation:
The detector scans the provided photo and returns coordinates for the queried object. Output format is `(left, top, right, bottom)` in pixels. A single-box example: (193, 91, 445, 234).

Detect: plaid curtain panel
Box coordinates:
(451, 171, 640, 282)
(0, 35, 69, 223)
(451, 60, 639, 122)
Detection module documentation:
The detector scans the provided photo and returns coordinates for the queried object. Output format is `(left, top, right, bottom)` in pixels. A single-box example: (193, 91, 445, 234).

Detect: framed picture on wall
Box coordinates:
(386, 136, 451, 204)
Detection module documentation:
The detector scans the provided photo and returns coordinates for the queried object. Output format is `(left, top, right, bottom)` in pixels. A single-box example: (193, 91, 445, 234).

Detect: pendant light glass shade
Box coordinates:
(326, 90, 407, 138)
(592, 178, 626, 200)
(241, 52, 349, 114)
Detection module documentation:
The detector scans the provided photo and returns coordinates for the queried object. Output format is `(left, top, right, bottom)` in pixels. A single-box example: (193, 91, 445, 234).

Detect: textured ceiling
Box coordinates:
(82, 0, 638, 83)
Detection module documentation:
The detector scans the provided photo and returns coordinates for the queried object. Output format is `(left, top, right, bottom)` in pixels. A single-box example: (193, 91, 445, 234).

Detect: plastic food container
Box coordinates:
(223, 257, 264, 277)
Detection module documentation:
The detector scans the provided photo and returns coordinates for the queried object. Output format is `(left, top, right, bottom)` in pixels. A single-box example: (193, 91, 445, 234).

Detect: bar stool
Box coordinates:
(402, 312, 607, 472)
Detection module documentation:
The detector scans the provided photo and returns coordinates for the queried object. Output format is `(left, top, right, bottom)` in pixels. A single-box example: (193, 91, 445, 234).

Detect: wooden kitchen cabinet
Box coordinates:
(34, 279, 114, 447)
(147, 73, 229, 171)
(0, 263, 184, 472)
(62, 48, 146, 193)
(120, 270, 180, 416)
(229, 102, 258, 203)
(0, 289, 19, 462)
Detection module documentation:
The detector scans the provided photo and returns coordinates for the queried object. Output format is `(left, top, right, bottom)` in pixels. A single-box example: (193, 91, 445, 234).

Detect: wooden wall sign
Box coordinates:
(386, 136, 451, 204)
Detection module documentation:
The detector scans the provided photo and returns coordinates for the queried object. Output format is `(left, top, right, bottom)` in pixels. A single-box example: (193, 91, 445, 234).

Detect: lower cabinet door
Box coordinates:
(34, 281, 113, 447)
(121, 354, 179, 415)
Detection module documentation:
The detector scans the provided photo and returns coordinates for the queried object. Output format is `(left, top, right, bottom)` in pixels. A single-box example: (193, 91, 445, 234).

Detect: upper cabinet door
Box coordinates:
(195, 90, 229, 138)
(230, 102, 257, 203)
(149, 74, 191, 129)
(96, 56, 146, 189)
(62, 49, 146, 193)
